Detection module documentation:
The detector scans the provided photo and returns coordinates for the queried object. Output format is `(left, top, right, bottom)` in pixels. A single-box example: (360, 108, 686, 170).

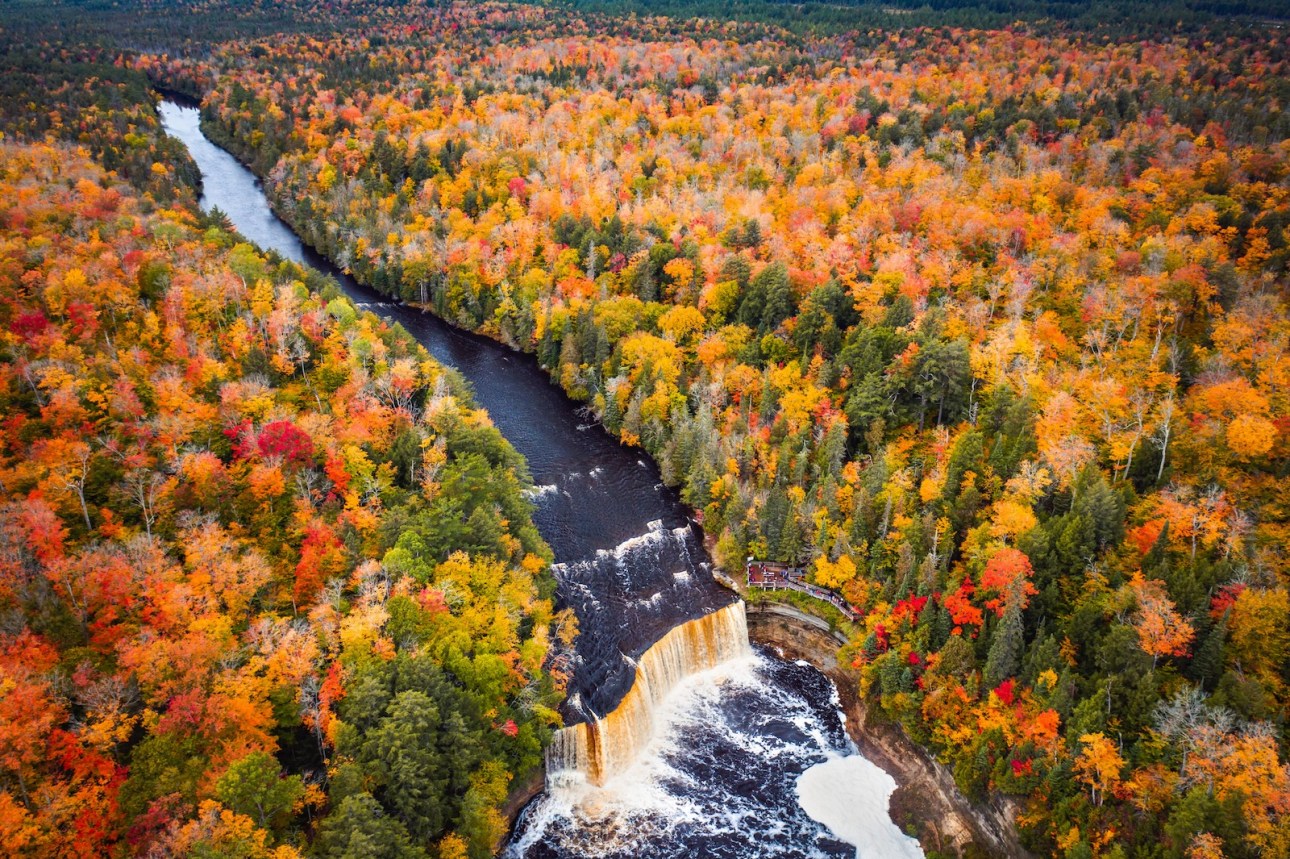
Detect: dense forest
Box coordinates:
(558, 0, 1290, 36)
(1, 0, 1288, 857)
(0, 48, 570, 858)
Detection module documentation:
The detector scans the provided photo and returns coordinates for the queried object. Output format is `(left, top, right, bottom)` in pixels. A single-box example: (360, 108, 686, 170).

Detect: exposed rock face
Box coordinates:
(745, 602, 1031, 859)
(502, 766, 546, 834)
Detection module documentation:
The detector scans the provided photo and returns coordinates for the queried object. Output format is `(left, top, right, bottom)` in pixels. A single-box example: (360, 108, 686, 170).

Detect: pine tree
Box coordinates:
(602, 381, 623, 432)
(942, 430, 984, 504)
(315, 793, 428, 859)
(984, 592, 1025, 687)
(777, 506, 804, 563)
(365, 691, 448, 841)
(1189, 616, 1227, 691)
(1072, 465, 1126, 550)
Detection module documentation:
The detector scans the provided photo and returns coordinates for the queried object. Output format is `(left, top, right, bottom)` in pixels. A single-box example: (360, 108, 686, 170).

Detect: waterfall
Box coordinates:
(546, 601, 752, 787)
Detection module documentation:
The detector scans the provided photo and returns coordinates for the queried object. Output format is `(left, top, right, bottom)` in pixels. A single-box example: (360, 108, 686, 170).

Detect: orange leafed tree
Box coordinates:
(979, 547, 1037, 616)
(1129, 573, 1195, 668)
(1075, 733, 1126, 807)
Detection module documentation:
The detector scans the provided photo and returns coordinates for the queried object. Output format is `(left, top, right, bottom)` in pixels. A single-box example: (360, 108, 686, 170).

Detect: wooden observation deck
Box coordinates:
(744, 559, 861, 622)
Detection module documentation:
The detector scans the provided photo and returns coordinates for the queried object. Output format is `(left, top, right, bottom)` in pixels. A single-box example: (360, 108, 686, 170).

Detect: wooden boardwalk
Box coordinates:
(745, 560, 861, 622)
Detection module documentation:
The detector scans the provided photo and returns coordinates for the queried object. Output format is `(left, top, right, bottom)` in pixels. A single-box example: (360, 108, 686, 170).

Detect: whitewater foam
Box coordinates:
(796, 756, 925, 859)
(556, 519, 691, 567)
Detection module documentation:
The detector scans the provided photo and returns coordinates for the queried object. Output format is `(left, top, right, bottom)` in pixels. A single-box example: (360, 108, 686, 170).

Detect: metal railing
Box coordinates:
(746, 563, 860, 622)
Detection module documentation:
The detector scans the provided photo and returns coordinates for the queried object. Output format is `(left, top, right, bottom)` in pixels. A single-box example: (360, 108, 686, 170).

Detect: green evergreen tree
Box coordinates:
(776, 505, 804, 563)
(315, 793, 428, 859)
(365, 691, 449, 842)
(1071, 465, 1126, 551)
(942, 430, 984, 504)
(1188, 616, 1227, 691)
(984, 595, 1025, 688)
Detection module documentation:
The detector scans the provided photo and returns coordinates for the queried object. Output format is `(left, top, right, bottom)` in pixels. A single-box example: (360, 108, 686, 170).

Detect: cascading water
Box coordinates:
(547, 516, 735, 722)
(547, 602, 752, 787)
(158, 99, 925, 859)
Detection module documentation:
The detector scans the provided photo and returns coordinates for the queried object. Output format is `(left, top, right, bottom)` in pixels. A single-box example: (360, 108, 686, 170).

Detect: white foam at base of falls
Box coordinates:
(795, 755, 925, 859)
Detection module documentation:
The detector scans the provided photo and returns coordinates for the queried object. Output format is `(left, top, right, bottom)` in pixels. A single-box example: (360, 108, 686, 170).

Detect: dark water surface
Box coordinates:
(159, 99, 921, 859)
(157, 99, 733, 719)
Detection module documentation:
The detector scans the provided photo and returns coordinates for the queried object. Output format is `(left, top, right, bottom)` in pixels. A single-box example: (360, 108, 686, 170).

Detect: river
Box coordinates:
(158, 98, 923, 859)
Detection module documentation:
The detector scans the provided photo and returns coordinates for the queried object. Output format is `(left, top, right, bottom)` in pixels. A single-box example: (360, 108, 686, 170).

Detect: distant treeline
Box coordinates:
(553, 0, 1290, 34)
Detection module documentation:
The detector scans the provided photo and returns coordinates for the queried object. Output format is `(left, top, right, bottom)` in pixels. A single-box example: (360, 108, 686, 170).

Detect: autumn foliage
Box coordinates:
(0, 142, 563, 856)
(1, 0, 1288, 854)
(133, 3, 1290, 854)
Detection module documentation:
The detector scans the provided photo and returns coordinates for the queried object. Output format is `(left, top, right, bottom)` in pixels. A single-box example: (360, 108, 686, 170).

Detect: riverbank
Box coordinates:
(160, 98, 1024, 857)
(745, 602, 1031, 859)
